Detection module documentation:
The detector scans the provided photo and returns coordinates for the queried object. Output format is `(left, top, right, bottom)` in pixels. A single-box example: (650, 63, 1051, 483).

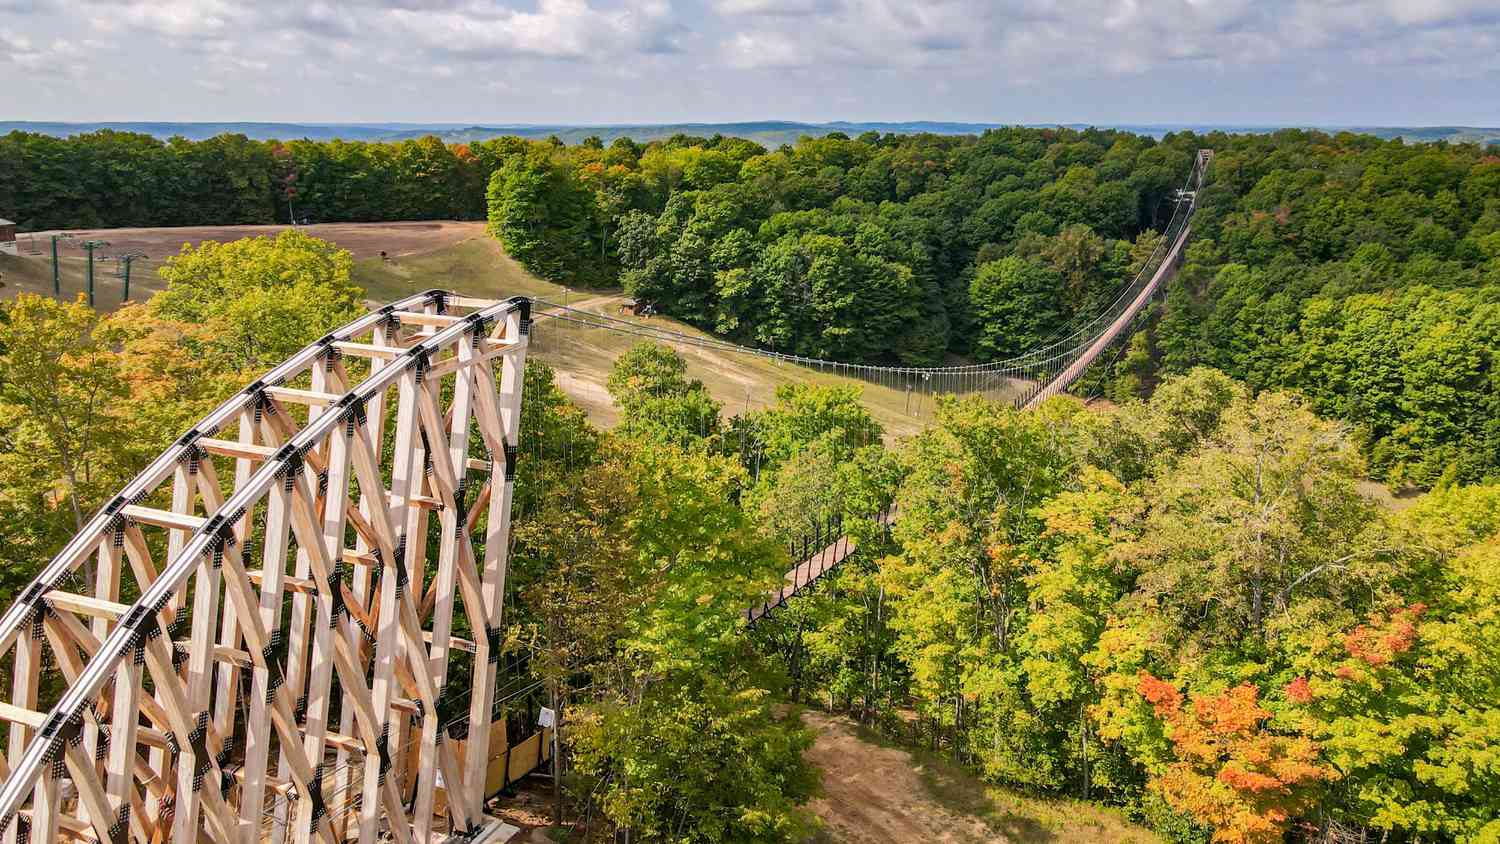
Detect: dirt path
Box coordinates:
(802, 711, 1160, 844)
(804, 711, 1001, 843)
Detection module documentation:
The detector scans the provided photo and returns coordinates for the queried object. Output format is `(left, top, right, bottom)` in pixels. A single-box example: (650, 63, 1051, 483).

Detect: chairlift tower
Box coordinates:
(115, 250, 147, 303)
(50, 233, 74, 297)
(80, 240, 109, 308)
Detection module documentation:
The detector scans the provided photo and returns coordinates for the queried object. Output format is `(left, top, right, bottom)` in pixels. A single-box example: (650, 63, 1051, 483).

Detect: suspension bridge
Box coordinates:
(0, 151, 1208, 842)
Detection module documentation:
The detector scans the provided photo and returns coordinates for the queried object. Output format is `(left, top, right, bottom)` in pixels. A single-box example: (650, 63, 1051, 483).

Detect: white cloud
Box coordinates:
(723, 30, 816, 68)
(712, 0, 1500, 82)
(720, 0, 980, 69)
(715, 0, 833, 16)
(1, 32, 90, 79)
(1379, 0, 1499, 26)
(2, 0, 1497, 122)
(385, 0, 679, 60)
(103, 0, 244, 37)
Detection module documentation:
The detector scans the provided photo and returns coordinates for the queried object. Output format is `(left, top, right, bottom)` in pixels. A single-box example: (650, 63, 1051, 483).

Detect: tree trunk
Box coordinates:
(1251, 570, 1264, 637)
(953, 695, 963, 763)
(1080, 702, 1090, 799)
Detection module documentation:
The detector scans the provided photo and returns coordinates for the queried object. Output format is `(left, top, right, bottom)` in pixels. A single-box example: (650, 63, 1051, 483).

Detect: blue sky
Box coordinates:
(2, 0, 1498, 125)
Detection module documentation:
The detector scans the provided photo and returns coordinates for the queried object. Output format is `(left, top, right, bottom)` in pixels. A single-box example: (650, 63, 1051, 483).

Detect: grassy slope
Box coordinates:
(0, 252, 168, 309)
(352, 235, 563, 302)
(5, 233, 933, 437)
(352, 236, 935, 438)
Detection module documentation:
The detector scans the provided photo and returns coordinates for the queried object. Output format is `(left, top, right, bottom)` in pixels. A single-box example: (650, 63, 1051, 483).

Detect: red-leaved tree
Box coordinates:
(1138, 673, 1335, 843)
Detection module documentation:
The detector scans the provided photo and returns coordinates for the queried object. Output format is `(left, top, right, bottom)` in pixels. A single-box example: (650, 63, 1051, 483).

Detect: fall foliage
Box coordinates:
(1138, 674, 1335, 844)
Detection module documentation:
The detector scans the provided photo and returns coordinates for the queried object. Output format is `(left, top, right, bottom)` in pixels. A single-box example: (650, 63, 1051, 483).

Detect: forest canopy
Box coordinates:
(0, 217, 1497, 842)
(475, 128, 1500, 487)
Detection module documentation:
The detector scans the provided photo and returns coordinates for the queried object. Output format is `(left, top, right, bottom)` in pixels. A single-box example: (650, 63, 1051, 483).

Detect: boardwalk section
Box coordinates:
(747, 507, 896, 624)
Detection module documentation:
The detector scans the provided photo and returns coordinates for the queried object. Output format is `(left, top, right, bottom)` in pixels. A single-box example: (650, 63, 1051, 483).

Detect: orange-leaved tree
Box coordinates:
(1137, 673, 1335, 843)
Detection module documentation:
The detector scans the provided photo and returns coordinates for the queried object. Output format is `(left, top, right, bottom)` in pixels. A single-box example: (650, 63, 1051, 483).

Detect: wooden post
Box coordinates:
(5, 625, 41, 844)
(359, 368, 420, 844)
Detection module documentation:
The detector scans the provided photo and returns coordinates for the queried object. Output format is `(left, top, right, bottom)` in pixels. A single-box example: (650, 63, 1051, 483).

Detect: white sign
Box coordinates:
(538, 707, 556, 728)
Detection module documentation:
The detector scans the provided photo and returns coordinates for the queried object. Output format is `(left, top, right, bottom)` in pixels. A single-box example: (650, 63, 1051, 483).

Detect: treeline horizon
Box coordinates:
(2, 130, 506, 231)
(6, 126, 1056, 230)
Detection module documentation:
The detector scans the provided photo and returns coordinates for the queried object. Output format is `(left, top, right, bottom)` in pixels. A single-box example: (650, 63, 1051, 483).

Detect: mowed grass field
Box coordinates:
(353, 235, 936, 437)
(1, 221, 485, 311)
(3, 222, 937, 438)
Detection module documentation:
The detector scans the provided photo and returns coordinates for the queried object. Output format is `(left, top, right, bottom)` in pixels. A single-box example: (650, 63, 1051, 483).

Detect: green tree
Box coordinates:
(735, 383, 883, 479)
(606, 343, 722, 447)
(551, 442, 819, 843)
(748, 230, 919, 361)
(1284, 484, 1500, 841)
(880, 396, 1076, 787)
(151, 230, 363, 370)
(969, 256, 1064, 360)
(487, 145, 607, 284)
(0, 295, 130, 557)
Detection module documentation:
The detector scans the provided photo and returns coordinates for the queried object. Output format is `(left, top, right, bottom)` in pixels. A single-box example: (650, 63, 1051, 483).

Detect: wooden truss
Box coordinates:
(0, 290, 531, 842)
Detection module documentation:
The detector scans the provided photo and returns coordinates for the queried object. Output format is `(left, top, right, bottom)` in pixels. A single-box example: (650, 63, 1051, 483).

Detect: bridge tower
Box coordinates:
(0, 291, 533, 842)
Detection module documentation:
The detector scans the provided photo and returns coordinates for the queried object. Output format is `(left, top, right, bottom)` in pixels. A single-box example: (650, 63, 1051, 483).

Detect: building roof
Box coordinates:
(0, 219, 14, 228)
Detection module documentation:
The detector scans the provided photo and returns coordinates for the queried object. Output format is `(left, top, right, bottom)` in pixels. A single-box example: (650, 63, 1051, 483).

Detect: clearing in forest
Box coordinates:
(1, 222, 939, 436)
(352, 237, 938, 437)
(0, 220, 483, 309)
(802, 711, 1160, 844)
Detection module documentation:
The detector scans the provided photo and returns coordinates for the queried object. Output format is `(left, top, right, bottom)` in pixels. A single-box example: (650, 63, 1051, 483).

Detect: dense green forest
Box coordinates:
(7, 128, 1497, 487)
(480, 128, 1500, 488)
(0, 130, 508, 228)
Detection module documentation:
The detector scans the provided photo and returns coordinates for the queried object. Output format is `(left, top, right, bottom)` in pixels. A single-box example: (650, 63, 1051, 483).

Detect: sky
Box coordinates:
(1, 0, 1498, 126)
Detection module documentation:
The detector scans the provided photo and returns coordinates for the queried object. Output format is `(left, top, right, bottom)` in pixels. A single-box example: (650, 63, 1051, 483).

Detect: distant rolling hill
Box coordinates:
(0, 120, 1011, 147)
(3, 120, 1498, 147)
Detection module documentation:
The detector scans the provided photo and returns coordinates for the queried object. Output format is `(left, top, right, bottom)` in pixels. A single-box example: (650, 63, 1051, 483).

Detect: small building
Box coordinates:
(0, 219, 16, 255)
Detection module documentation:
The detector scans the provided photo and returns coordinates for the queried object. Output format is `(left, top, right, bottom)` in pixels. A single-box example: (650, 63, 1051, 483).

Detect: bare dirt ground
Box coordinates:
(806, 710, 996, 843)
(802, 710, 1160, 844)
(489, 782, 559, 842)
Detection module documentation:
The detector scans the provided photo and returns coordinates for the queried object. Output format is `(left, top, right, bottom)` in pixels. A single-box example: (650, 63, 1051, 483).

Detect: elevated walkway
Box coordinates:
(747, 507, 896, 625)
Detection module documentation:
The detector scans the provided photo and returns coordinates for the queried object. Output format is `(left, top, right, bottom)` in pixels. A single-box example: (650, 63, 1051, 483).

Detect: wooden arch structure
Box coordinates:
(0, 291, 533, 843)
